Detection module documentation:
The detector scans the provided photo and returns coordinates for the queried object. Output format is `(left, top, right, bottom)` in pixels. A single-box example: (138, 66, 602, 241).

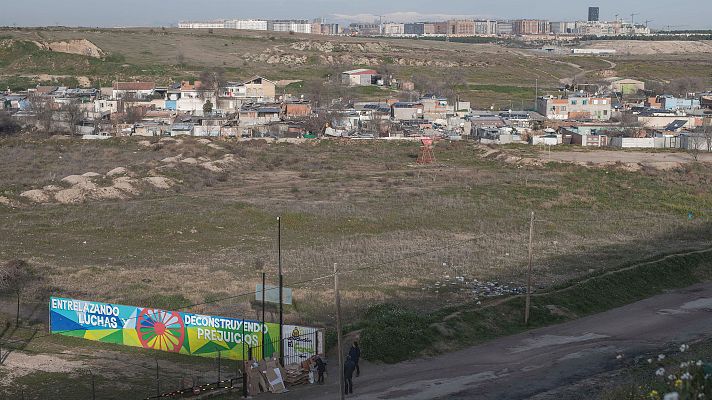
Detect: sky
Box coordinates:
(0, 0, 707, 29)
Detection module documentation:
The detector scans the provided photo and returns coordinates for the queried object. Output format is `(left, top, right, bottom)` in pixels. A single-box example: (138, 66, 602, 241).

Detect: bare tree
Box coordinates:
(688, 133, 705, 162)
(63, 103, 83, 136)
(28, 96, 55, 133)
(303, 110, 339, 137)
(0, 260, 37, 326)
(702, 123, 712, 153)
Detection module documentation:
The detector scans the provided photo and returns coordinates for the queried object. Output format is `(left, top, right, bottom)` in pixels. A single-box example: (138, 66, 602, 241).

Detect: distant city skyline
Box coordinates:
(1, 0, 708, 29)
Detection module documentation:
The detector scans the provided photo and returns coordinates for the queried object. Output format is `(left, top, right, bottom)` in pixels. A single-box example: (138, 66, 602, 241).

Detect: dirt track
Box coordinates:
(542, 149, 712, 169)
(276, 281, 712, 400)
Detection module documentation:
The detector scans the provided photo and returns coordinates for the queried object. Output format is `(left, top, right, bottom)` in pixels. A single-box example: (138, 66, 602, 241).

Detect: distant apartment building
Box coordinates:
(536, 94, 612, 121)
(513, 19, 549, 35)
(314, 23, 340, 35)
(178, 21, 225, 29)
(383, 23, 405, 35)
(349, 23, 382, 36)
(423, 22, 449, 35)
(404, 23, 425, 35)
(268, 20, 312, 34)
(448, 20, 475, 36)
(496, 21, 514, 35)
(550, 21, 577, 34)
(474, 20, 498, 35)
(588, 7, 600, 22)
(224, 19, 268, 31)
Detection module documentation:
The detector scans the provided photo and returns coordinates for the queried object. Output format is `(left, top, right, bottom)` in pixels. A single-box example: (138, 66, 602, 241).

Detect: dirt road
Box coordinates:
(537, 149, 712, 171)
(277, 282, 712, 399)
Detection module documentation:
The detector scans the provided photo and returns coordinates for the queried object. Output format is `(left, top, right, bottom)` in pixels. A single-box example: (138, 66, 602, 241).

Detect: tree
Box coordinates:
(0, 260, 37, 326)
(28, 95, 54, 133)
(303, 110, 339, 136)
(688, 133, 705, 162)
(203, 100, 213, 115)
(63, 103, 83, 136)
(0, 112, 19, 136)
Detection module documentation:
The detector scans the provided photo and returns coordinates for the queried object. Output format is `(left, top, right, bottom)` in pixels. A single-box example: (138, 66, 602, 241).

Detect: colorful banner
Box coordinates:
(49, 297, 318, 361)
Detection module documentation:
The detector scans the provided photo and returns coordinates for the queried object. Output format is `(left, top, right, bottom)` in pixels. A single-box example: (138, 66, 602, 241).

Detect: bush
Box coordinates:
(359, 304, 435, 363)
(0, 112, 20, 135)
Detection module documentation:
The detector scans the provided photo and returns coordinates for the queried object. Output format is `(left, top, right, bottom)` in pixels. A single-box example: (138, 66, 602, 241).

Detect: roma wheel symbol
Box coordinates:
(137, 309, 185, 353)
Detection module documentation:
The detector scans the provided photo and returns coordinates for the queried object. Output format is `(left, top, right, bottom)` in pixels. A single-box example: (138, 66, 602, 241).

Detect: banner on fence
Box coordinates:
(284, 324, 323, 362)
(49, 297, 320, 361)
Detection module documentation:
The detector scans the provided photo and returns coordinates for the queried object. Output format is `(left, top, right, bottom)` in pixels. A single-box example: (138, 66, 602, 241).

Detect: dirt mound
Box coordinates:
(180, 157, 198, 165)
(208, 143, 225, 150)
(0, 196, 21, 208)
(143, 177, 174, 189)
(201, 162, 224, 172)
(196, 138, 212, 145)
(138, 140, 153, 147)
(61, 175, 91, 185)
(112, 177, 140, 195)
(54, 188, 87, 204)
(82, 172, 101, 177)
(106, 167, 128, 177)
(91, 187, 127, 200)
(161, 155, 183, 163)
(38, 39, 105, 58)
(20, 189, 50, 203)
(42, 185, 63, 192)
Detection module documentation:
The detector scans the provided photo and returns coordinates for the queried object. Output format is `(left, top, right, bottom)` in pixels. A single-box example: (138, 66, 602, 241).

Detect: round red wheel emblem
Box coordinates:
(137, 309, 185, 353)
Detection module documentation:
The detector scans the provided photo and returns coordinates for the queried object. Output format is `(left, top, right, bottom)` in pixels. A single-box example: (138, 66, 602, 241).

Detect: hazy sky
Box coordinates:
(0, 0, 707, 29)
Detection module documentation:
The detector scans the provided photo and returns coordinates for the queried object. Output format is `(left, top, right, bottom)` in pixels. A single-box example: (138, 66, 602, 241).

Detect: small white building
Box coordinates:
(341, 69, 380, 86)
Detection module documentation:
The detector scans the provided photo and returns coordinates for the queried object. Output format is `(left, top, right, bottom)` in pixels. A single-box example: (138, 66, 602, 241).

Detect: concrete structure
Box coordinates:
(660, 96, 701, 111)
(341, 69, 380, 86)
(536, 94, 612, 121)
(391, 102, 424, 121)
(112, 82, 156, 100)
(610, 79, 645, 94)
(221, 76, 276, 102)
(588, 7, 600, 22)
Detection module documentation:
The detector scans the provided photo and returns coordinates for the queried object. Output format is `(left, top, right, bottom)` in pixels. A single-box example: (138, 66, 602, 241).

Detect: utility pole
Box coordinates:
(277, 216, 284, 367)
(334, 263, 345, 400)
(525, 211, 535, 325)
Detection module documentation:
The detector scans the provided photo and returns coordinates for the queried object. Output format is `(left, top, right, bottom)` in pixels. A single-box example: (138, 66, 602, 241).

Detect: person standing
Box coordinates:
(348, 342, 361, 377)
(315, 356, 326, 384)
(344, 355, 356, 395)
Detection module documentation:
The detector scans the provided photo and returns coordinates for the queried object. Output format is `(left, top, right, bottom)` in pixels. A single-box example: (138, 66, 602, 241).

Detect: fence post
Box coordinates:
(217, 350, 221, 386)
(155, 359, 160, 398)
(90, 370, 96, 400)
(314, 330, 319, 357)
(242, 360, 248, 398)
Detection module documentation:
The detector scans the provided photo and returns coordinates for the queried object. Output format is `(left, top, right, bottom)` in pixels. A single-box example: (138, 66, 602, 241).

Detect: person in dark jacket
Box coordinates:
(348, 341, 361, 377)
(343, 355, 356, 395)
(315, 356, 326, 384)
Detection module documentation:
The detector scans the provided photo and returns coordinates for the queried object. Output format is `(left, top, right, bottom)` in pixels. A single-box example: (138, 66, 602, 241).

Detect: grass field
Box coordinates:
(2, 137, 712, 396)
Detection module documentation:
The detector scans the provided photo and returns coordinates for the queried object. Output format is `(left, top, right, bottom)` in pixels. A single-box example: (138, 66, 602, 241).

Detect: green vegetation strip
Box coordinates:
(360, 248, 712, 363)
